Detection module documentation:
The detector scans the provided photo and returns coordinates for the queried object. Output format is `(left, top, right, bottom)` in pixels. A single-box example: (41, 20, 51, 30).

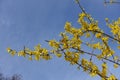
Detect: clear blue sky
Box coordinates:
(0, 0, 120, 80)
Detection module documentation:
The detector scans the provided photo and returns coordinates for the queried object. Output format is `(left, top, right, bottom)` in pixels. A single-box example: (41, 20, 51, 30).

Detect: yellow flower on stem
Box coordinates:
(7, 47, 11, 53)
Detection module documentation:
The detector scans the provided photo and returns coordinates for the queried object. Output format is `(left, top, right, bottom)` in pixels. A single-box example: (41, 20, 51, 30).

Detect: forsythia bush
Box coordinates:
(7, 0, 120, 80)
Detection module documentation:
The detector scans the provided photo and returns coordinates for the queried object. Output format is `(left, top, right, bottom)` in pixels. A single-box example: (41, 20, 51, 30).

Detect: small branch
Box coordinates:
(75, 0, 92, 23)
(83, 30, 120, 43)
(59, 46, 108, 79)
(83, 50, 120, 66)
(72, 47, 120, 66)
(45, 40, 49, 42)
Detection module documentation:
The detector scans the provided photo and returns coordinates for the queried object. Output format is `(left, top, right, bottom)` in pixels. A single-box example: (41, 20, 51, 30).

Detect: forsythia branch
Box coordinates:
(7, 0, 120, 80)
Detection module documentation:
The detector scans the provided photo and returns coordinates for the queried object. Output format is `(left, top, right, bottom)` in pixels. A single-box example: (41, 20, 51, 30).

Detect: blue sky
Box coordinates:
(0, 0, 120, 80)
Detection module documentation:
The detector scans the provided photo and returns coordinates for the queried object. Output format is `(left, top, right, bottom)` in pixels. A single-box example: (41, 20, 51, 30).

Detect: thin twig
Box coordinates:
(83, 30, 120, 43)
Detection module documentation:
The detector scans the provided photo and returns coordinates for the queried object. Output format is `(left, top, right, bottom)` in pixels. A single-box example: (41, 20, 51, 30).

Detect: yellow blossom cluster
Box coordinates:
(107, 18, 120, 39)
(49, 40, 59, 49)
(107, 75, 117, 80)
(7, 12, 120, 80)
(7, 47, 16, 56)
(65, 51, 80, 64)
(7, 44, 51, 61)
(101, 63, 107, 77)
(81, 58, 99, 77)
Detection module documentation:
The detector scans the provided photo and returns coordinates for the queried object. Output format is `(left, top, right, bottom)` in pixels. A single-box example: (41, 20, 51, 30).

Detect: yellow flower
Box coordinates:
(11, 50, 16, 56)
(55, 53, 62, 58)
(42, 48, 48, 54)
(101, 63, 107, 76)
(81, 58, 88, 66)
(107, 75, 117, 80)
(105, 18, 109, 22)
(7, 47, 11, 53)
(65, 51, 72, 56)
(35, 55, 40, 61)
(34, 44, 41, 51)
(113, 64, 119, 68)
(74, 53, 79, 58)
(18, 51, 26, 57)
(78, 12, 86, 23)
(102, 37, 109, 41)
(111, 28, 119, 35)
(64, 22, 71, 32)
(42, 54, 51, 60)
(92, 42, 101, 49)
(95, 33, 102, 38)
(63, 43, 69, 49)
(49, 40, 59, 49)
(107, 49, 114, 57)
